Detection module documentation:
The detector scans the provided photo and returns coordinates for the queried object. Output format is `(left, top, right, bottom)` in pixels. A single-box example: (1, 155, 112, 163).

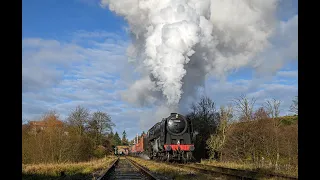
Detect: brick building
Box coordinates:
(28, 118, 64, 133)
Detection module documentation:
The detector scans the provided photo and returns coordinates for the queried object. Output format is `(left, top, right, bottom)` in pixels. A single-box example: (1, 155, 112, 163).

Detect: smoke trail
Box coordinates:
(101, 0, 280, 108)
(139, 153, 150, 160)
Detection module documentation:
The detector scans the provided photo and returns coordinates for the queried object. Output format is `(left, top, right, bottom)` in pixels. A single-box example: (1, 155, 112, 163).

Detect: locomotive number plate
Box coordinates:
(173, 120, 181, 122)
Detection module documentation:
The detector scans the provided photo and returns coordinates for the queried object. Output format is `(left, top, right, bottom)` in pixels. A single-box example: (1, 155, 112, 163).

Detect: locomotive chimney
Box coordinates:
(171, 113, 177, 116)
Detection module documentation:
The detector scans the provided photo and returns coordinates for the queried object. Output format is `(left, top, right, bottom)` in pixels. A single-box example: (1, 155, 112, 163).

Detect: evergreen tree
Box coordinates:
(107, 131, 114, 140)
(122, 130, 129, 145)
(106, 131, 114, 147)
(113, 132, 121, 146)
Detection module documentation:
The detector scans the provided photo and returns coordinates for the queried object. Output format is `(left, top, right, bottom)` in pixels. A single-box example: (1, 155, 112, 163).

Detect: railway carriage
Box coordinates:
(130, 133, 147, 156)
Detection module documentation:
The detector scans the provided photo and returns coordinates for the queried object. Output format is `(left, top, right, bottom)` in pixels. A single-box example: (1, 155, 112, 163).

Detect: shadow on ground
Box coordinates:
(22, 172, 98, 180)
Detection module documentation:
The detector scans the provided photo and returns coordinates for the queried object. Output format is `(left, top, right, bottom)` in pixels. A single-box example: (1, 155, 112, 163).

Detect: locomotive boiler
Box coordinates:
(145, 113, 195, 163)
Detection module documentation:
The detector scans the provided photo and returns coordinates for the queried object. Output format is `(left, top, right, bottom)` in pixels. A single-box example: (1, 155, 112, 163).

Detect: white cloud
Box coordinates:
(22, 33, 132, 91)
(23, 6, 298, 139)
(254, 14, 298, 75)
(73, 30, 123, 39)
(22, 66, 63, 92)
(277, 70, 298, 78)
(22, 33, 138, 136)
(204, 78, 297, 116)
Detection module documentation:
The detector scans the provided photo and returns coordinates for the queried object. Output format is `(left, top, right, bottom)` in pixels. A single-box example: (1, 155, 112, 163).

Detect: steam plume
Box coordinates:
(101, 0, 284, 108)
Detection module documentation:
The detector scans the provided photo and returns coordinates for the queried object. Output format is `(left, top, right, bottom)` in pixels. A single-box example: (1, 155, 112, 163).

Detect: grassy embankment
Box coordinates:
(199, 159, 298, 178)
(22, 155, 117, 180)
(128, 156, 231, 180)
(128, 156, 297, 180)
(197, 115, 298, 178)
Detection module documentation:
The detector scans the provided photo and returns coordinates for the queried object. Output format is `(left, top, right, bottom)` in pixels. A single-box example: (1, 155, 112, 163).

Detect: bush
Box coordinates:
(93, 146, 106, 158)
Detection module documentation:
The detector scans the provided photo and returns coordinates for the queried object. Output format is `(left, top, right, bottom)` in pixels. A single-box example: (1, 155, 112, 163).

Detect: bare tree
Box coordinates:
(186, 96, 219, 160)
(289, 96, 298, 115)
(88, 111, 115, 146)
(23, 107, 116, 164)
(264, 99, 281, 118)
(264, 98, 282, 170)
(232, 94, 256, 121)
(207, 105, 233, 160)
(22, 116, 29, 124)
(92, 111, 114, 135)
(253, 107, 269, 120)
(67, 106, 90, 136)
(41, 110, 58, 119)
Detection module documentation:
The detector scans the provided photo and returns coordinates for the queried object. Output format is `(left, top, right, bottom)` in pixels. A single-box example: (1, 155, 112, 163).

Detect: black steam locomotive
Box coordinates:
(145, 113, 195, 163)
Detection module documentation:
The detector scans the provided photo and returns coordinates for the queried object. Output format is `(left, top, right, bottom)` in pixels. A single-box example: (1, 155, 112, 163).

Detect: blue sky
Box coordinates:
(22, 0, 298, 140)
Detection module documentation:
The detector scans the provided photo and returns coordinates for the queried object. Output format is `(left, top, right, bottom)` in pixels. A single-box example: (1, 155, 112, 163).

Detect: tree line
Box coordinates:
(186, 95, 298, 172)
(22, 106, 129, 164)
(23, 94, 298, 173)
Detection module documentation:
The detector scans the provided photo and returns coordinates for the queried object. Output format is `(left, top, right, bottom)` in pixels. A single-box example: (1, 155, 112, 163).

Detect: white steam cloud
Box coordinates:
(100, 0, 296, 115)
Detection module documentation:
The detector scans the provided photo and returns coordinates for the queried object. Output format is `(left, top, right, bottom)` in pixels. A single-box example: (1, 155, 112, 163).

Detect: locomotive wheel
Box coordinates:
(161, 153, 167, 161)
(149, 152, 153, 160)
(181, 151, 187, 164)
(182, 157, 187, 164)
(186, 152, 192, 161)
(166, 152, 172, 162)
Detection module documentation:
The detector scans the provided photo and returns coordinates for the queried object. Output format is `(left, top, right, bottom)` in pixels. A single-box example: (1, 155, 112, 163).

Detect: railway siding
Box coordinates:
(184, 163, 298, 180)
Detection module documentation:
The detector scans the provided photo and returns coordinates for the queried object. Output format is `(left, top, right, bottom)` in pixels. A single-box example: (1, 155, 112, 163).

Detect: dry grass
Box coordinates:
(200, 159, 298, 178)
(128, 157, 228, 180)
(201, 160, 252, 169)
(22, 155, 117, 179)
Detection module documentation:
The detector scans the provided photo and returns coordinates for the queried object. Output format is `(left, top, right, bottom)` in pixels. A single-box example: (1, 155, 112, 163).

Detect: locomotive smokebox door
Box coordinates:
(167, 115, 187, 136)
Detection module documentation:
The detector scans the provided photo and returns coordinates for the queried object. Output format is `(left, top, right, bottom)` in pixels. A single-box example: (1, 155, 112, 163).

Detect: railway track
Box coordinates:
(134, 155, 297, 180)
(97, 157, 160, 180)
(100, 156, 298, 180)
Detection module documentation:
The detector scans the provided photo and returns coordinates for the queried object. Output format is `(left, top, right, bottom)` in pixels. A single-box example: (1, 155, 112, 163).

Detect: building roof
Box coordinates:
(29, 118, 63, 127)
(116, 145, 130, 149)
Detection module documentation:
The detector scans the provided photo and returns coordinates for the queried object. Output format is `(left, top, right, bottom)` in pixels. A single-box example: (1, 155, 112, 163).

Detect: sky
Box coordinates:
(22, 0, 298, 140)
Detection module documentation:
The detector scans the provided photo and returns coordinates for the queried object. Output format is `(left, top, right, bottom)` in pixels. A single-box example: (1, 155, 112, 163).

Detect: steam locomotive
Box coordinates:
(145, 113, 195, 163)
